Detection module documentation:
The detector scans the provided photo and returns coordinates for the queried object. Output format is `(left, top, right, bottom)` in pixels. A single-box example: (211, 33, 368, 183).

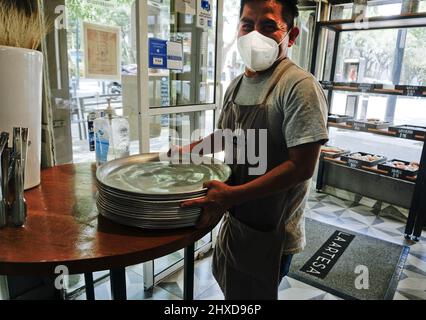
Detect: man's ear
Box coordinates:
(288, 26, 300, 47)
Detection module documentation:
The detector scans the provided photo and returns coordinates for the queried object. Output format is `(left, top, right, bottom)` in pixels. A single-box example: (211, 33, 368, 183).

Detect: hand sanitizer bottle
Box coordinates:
(111, 114, 130, 160)
(94, 98, 130, 166)
(94, 101, 113, 166)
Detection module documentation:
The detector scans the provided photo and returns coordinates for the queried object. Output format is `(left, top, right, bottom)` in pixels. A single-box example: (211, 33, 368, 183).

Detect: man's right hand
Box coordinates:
(166, 131, 223, 159)
(166, 144, 193, 158)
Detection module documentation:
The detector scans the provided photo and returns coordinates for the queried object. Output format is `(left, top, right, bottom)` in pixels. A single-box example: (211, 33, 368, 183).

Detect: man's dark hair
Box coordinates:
(240, 0, 299, 29)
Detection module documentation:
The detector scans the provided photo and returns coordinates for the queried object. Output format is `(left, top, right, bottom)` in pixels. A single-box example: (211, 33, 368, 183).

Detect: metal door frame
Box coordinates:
(136, 0, 224, 290)
(136, 0, 224, 154)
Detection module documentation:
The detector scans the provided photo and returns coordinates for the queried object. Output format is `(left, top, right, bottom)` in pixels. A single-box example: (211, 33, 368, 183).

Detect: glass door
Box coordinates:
(65, 0, 140, 164)
(137, 0, 223, 289)
(44, 0, 222, 296)
(38, 0, 142, 298)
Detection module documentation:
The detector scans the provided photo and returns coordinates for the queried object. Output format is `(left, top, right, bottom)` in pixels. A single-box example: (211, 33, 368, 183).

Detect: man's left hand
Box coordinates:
(181, 180, 236, 229)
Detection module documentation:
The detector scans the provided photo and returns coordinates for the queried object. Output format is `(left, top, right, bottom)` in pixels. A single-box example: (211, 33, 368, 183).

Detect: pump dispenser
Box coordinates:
(94, 98, 130, 166)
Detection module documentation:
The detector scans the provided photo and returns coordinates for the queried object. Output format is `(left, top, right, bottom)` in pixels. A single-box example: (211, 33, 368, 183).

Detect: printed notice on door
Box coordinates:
(83, 22, 121, 80)
(176, 0, 196, 15)
(167, 41, 184, 70)
(197, 0, 213, 29)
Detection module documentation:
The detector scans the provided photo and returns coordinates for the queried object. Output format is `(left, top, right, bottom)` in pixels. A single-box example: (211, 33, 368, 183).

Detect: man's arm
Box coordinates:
(182, 142, 321, 228)
(168, 130, 226, 156)
(183, 76, 328, 228)
(231, 142, 320, 205)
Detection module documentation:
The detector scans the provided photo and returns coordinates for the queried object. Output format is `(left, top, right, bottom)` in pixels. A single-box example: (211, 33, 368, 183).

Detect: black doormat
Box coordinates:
(288, 218, 409, 300)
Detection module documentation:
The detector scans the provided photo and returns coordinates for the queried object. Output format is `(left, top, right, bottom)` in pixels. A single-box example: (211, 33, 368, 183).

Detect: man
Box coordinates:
(179, 0, 328, 299)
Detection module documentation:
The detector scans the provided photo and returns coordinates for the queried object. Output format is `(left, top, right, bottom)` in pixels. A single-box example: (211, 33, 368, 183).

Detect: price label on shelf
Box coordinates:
(358, 83, 374, 93)
(390, 168, 403, 179)
(396, 85, 424, 97)
(347, 159, 360, 168)
(353, 122, 368, 132)
(406, 86, 421, 96)
(321, 81, 333, 90)
(396, 128, 415, 140)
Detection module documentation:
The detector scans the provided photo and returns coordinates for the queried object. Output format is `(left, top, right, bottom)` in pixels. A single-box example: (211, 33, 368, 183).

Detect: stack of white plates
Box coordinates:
(96, 153, 232, 229)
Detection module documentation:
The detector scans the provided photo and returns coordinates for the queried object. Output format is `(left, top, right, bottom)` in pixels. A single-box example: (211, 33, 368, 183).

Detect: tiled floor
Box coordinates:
(74, 190, 426, 300)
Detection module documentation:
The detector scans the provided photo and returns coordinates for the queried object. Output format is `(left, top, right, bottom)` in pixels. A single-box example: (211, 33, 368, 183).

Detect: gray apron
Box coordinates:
(212, 59, 293, 300)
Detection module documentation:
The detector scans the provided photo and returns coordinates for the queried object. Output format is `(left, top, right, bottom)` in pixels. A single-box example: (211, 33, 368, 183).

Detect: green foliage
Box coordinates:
(66, 0, 134, 21)
(338, 27, 426, 85)
(66, 0, 136, 69)
(403, 27, 426, 84)
(339, 29, 397, 81)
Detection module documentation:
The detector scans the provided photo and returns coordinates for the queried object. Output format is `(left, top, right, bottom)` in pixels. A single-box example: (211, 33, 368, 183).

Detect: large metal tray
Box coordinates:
(96, 153, 232, 197)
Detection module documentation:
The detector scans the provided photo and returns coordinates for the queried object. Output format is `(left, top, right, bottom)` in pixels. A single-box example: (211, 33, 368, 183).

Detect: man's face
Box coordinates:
(238, 1, 299, 51)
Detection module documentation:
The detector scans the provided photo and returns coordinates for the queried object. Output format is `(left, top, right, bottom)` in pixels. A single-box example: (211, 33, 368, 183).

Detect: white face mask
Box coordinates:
(237, 30, 290, 72)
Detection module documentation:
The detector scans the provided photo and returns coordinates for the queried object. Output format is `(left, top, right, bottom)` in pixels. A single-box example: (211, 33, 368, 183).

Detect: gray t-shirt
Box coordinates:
(232, 59, 329, 149)
(218, 58, 329, 254)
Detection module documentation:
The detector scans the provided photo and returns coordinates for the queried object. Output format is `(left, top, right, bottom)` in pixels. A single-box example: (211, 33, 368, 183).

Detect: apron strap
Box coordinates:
(220, 59, 295, 125)
(229, 74, 245, 105)
(258, 58, 295, 105)
(218, 74, 244, 122)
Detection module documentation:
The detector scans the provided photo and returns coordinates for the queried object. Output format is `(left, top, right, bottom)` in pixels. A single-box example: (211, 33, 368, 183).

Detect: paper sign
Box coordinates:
(160, 77, 170, 106)
(149, 38, 168, 69)
(83, 22, 121, 80)
(176, 0, 196, 15)
(149, 38, 184, 71)
(321, 81, 333, 90)
(358, 83, 374, 93)
(167, 41, 184, 70)
(197, 0, 213, 29)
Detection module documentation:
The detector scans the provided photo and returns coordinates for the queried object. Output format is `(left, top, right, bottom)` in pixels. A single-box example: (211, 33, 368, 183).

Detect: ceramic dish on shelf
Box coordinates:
(321, 146, 350, 158)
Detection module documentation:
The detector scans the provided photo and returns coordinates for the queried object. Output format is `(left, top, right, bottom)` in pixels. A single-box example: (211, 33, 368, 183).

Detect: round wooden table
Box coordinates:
(0, 163, 220, 300)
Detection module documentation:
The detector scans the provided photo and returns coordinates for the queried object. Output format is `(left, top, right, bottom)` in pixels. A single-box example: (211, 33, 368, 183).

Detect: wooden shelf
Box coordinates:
(318, 13, 426, 32)
(323, 157, 417, 184)
(315, 10, 426, 237)
(328, 122, 425, 142)
(320, 82, 426, 97)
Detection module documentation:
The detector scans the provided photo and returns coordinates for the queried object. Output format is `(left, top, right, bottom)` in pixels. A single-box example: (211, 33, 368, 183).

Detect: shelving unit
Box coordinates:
(322, 156, 418, 182)
(311, 5, 426, 241)
(327, 122, 426, 141)
(318, 12, 426, 31)
(320, 81, 426, 97)
(318, 158, 417, 209)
